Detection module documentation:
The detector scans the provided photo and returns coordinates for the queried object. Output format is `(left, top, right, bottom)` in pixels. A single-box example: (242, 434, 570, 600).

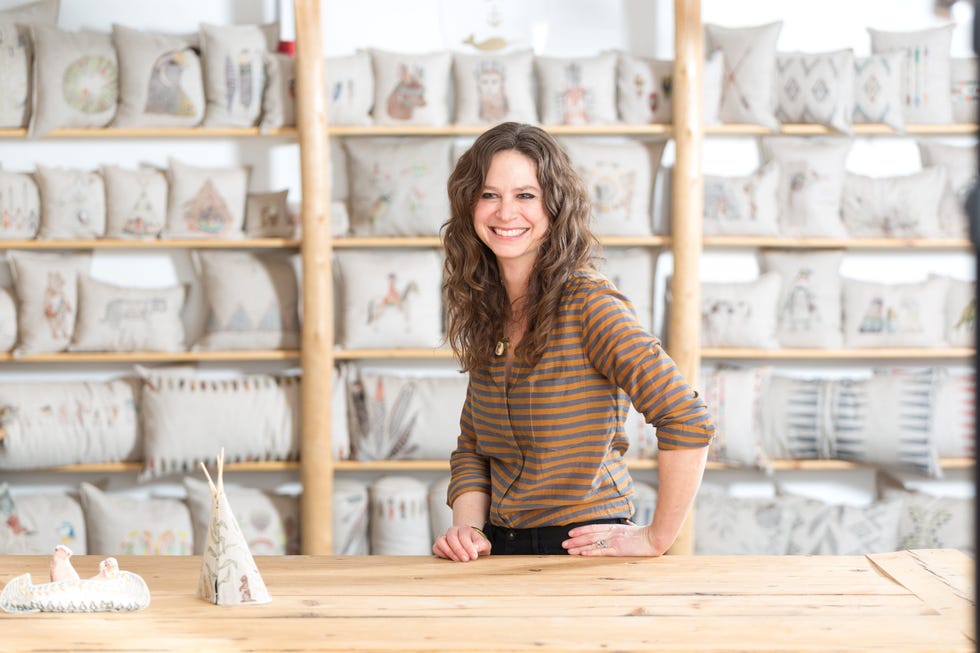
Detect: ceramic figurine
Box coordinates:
(48, 545, 80, 583)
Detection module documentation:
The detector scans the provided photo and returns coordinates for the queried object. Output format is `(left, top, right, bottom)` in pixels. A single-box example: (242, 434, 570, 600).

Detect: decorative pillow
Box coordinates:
(535, 52, 618, 125)
(0, 170, 40, 239)
(199, 23, 270, 127)
(1, 489, 88, 555)
(616, 51, 724, 124)
(333, 478, 369, 554)
(68, 273, 186, 352)
(369, 475, 431, 555)
(35, 165, 106, 239)
(79, 482, 193, 555)
(694, 485, 796, 555)
(701, 366, 771, 471)
(775, 49, 854, 134)
(560, 137, 665, 236)
(244, 189, 291, 237)
(950, 57, 978, 124)
(110, 24, 205, 128)
(917, 140, 976, 238)
(841, 276, 948, 348)
(259, 52, 295, 132)
(334, 249, 443, 349)
(942, 276, 975, 348)
(840, 168, 945, 238)
(757, 249, 844, 348)
(325, 51, 373, 126)
(623, 404, 658, 460)
(760, 137, 850, 238)
(29, 26, 118, 137)
(704, 21, 782, 130)
(164, 159, 248, 239)
(786, 493, 903, 555)
(183, 477, 300, 555)
(0, 378, 140, 470)
(701, 273, 781, 349)
(101, 164, 167, 239)
(0, 483, 36, 554)
(930, 368, 975, 458)
(138, 369, 301, 479)
(0, 286, 16, 352)
(869, 24, 955, 125)
(453, 50, 537, 124)
(346, 363, 467, 460)
(345, 137, 452, 236)
(333, 364, 351, 460)
(370, 48, 452, 126)
(830, 372, 942, 478)
(761, 374, 834, 460)
(630, 481, 658, 526)
(702, 162, 779, 236)
(426, 475, 452, 541)
(7, 250, 90, 356)
(884, 487, 974, 554)
(852, 52, 905, 131)
(0, 0, 60, 128)
(598, 247, 659, 332)
(192, 250, 300, 351)
(0, 0, 59, 24)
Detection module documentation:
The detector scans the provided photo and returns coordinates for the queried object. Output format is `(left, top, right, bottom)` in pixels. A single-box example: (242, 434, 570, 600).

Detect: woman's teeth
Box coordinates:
(493, 227, 527, 237)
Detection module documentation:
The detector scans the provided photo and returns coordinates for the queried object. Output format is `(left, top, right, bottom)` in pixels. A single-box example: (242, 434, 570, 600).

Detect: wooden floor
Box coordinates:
(0, 549, 974, 652)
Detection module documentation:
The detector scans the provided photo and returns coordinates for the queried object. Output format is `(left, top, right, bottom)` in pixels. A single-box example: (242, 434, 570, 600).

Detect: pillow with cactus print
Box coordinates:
(163, 158, 247, 239)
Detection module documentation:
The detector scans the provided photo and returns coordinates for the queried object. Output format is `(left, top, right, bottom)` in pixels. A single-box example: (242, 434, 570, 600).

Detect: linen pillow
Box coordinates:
(259, 52, 295, 132)
(192, 250, 300, 351)
(0, 483, 36, 554)
(79, 482, 193, 555)
(325, 51, 373, 126)
(29, 26, 118, 136)
(0, 286, 16, 352)
(702, 162, 780, 236)
(761, 374, 834, 460)
(701, 366, 771, 471)
(786, 494, 903, 555)
(68, 273, 186, 352)
(840, 168, 946, 238)
(0, 170, 41, 239)
(334, 249, 443, 349)
(199, 23, 269, 127)
(138, 370, 301, 479)
(758, 249, 844, 349)
(110, 24, 205, 128)
(616, 51, 724, 124)
(164, 159, 248, 239)
(704, 21, 782, 130)
(0, 378, 140, 470)
(333, 478, 369, 555)
(950, 57, 978, 124)
(101, 164, 167, 239)
(841, 276, 948, 348)
(333, 364, 351, 460)
(930, 368, 975, 458)
(761, 137, 850, 238)
(369, 475, 431, 555)
(598, 247, 659, 332)
(884, 488, 974, 554)
(630, 481, 658, 526)
(370, 49, 452, 126)
(426, 475, 452, 542)
(7, 250, 90, 355)
(535, 52, 618, 125)
(701, 273, 781, 349)
(694, 485, 796, 555)
(917, 140, 976, 238)
(35, 165, 106, 239)
(852, 52, 905, 131)
(942, 276, 975, 348)
(453, 50, 537, 124)
(344, 137, 453, 236)
(244, 189, 292, 237)
(869, 24, 955, 124)
(183, 477, 300, 555)
(0, 489, 87, 555)
(0, 0, 60, 128)
(775, 49, 855, 134)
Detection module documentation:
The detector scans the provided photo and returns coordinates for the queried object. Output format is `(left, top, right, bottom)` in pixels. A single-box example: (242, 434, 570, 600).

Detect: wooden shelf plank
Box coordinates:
(704, 236, 972, 250)
(701, 347, 975, 360)
(328, 124, 673, 137)
(706, 123, 978, 136)
(334, 348, 455, 360)
(0, 127, 298, 139)
(331, 235, 670, 248)
(0, 238, 300, 249)
(0, 350, 300, 363)
(38, 461, 300, 472)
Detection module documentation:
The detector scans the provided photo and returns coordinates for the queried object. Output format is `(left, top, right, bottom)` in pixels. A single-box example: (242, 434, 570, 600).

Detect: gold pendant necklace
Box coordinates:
(494, 338, 509, 357)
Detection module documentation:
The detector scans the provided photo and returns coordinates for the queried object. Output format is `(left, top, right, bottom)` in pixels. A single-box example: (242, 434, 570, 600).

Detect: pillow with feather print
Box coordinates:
(199, 23, 272, 127)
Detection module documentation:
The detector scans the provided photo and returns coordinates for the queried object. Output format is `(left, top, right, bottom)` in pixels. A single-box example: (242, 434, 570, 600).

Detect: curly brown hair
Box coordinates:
(442, 122, 600, 372)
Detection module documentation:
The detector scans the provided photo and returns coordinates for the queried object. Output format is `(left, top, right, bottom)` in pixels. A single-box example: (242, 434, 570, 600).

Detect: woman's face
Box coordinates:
(473, 149, 551, 274)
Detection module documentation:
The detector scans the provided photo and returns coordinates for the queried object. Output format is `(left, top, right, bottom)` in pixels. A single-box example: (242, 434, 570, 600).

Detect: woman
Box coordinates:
(433, 122, 715, 561)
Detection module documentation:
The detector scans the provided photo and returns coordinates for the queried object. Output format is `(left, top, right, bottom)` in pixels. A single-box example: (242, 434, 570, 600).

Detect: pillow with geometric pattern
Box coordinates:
(775, 49, 854, 134)
(869, 24, 955, 125)
(852, 52, 905, 132)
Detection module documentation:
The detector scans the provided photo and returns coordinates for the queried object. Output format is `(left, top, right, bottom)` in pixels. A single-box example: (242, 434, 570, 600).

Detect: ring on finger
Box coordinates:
(595, 538, 607, 549)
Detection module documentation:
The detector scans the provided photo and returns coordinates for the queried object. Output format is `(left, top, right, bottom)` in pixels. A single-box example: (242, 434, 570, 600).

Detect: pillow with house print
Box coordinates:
(325, 51, 374, 126)
(35, 165, 107, 239)
(869, 24, 955, 125)
(199, 23, 271, 127)
(0, 170, 41, 239)
(841, 276, 948, 349)
(535, 52, 618, 125)
(704, 21, 783, 130)
(0, 0, 60, 128)
(453, 50, 537, 125)
(775, 49, 855, 134)
(101, 164, 167, 239)
(163, 158, 248, 239)
(758, 249, 844, 349)
(840, 168, 946, 238)
(7, 250, 90, 356)
(334, 249, 443, 349)
(370, 49, 452, 126)
(852, 51, 905, 131)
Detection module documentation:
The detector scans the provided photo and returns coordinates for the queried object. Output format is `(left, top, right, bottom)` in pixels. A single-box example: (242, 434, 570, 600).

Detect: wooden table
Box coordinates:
(0, 550, 974, 652)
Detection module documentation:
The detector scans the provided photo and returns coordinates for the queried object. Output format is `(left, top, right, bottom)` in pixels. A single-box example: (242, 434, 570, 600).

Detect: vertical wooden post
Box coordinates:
(294, 0, 334, 554)
(667, 0, 703, 555)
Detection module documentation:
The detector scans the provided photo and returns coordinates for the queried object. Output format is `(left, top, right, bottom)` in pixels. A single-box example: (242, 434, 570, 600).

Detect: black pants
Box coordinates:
(484, 518, 629, 555)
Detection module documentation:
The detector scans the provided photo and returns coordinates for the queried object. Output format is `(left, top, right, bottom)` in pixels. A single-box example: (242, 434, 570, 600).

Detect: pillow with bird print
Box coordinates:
(0, 488, 88, 555)
(199, 23, 271, 127)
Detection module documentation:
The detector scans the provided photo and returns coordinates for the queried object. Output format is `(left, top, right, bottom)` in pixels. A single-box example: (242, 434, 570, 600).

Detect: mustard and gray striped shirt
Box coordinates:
(447, 270, 715, 528)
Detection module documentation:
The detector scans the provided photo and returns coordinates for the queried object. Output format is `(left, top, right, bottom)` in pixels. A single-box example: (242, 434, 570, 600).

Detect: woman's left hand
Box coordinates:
(562, 522, 663, 557)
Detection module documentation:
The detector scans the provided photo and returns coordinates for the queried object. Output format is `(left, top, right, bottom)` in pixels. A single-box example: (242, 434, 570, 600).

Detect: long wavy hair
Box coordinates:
(442, 122, 600, 372)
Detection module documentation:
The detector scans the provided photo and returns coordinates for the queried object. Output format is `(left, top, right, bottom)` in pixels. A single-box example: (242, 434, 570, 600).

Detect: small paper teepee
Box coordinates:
(197, 449, 271, 606)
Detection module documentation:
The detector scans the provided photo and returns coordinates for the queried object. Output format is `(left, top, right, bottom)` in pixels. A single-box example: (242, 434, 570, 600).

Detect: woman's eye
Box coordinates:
(517, 193, 535, 200)
(481, 192, 497, 199)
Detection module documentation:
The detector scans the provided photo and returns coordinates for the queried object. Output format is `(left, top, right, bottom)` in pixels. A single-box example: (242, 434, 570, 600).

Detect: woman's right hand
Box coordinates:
(432, 524, 492, 562)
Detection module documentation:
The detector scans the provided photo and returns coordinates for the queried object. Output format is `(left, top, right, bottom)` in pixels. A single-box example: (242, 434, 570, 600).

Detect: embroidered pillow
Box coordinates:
(7, 250, 90, 356)
(345, 137, 452, 236)
(0, 378, 140, 470)
(941, 276, 975, 348)
(0, 170, 40, 239)
(333, 364, 352, 460)
(702, 162, 780, 236)
(370, 49, 452, 126)
(427, 475, 452, 541)
(0, 489, 87, 555)
(369, 475, 431, 555)
(630, 482, 658, 526)
(616, 51, 724, 124)
(758, 249, 844, 349)
(917, 140, 976, 238)
(192, 250, 300, 351)
(334, 249, 443, 349)
(35, 165, 106, 239)
(702, 366, 771, 471)
(0, 0, 60, 128)
(841, 276, 948, 348)
(884, 487, 973, 554)
(111, 24, 205, 128)
(704, 21, 782, 130)
(840, 168, 946, 238)
(199, 23, 270, 127)
(325, 51, 373, 126)
(701, 273, 781, 349)
(259, 52, 295, 132)
(852, 52, 905, 131)
(930, 368, 975, 458)
(164, 159, 248, 239)
(29, 26, 118, 137)
(101, 164, 167, 239)
(598, 247, 659, 332)
(333, 478, 369, 555)
(761, 374, 834, 460)
(80, 482, 193, 555)
(535, 52, 618, 125)
(775, 49, 854, 134)
(785, 493, 903, 555)
(694, 485, 797, 555)
(0, 286, 16, 352)
(243, 190, 291, 237)
(950, 57, 978, 124)
(453, 50, 537, 125)
(68, 274, 186, 352)
(869, 24, 955, 125)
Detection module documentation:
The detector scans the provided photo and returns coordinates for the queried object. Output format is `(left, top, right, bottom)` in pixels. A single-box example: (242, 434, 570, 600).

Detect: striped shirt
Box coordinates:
(447, 270, 716, 528)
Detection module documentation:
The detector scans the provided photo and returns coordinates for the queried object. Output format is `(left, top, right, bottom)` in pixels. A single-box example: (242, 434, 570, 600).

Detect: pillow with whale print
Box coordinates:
(453, 50, 537, 125)
(535, 52, 618, 125)
(370, 48, 452, 126)
(0, 0, 60, 128)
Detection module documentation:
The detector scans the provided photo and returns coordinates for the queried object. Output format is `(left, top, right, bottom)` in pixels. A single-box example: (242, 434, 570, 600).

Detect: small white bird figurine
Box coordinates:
(92, 557, 119, 582)
(49, 545, 80, 583)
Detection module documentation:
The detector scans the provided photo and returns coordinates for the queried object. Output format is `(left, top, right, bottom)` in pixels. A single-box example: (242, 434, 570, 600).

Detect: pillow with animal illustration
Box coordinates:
(616, 51, 724, 124)
(761, 374, 834, 461)
(243, 189, 292, 237)
(111, 24, 205, 128)
(199, 23, 271, 127)
(775, 49, 854, 133)
(598, 247, 659, 332)
(841, 276, 948, 348)
(370, 48, 452, 126)
(840, 168, 946, 238)
(701, 366, 772, 471)
(757, 249, 844, 349)
(163, 158, 248, 239)
(259, 51, 295, 132)
(0, 286, 16, 352)
(917, 140, 975, 238)
(535, 52, 618, 125)
(101, 164, 167, 239)
(453, 50, 537, 125)
(325, 51, 374, 126)
(0, 0, 60, 128)
(700, 273, 781, 349)
(0, 170, 41, 239)
(950, 57, 978, 124)
(80, 482, 193, 555)
(702, 162, 779, 237)
(7, 250, 90, 356)
(704, 21, 782, 130)
(0, 487, 88, 555)
(35, 165, 106, 239)
(869, 24, 955, 125)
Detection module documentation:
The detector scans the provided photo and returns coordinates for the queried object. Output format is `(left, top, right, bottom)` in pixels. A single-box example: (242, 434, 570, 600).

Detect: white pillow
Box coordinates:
(597, 247, 659, 332)
(370, 49, 452, 126)
(917, 140, 976, 238)
(199, 23, 269, 127)
(326, 51, 374, 126)
(704, 21, 782, 130)
(0, 0, 60, 128)
(701, 273, 781, 349)
(853, 52, 906, 131)
(35, 165, 107, 240)
(80, 482, 193, 555)
(840, 168, 946, 238)
(941, 276, 975, 348)
(535, 52, 619, 125)
(0, 170, 40, 240)
(701, 366, 772, 471)
(0, 286, 15, 352)
(703, 162, 779, 236)
(369, 475, 431, 555)
(757, 249, 844, 349)
(0, 488, 87, 555)
(616, 51, 724, 124)
(332, 478, 369, 554)
(7, 250, 90, 356)
(453, 50, 537, 124)
(869, 24, 955, 124)
(950, 57, 978, 124)
(842, 276, 949, 349)
(775, 49, 854, 134)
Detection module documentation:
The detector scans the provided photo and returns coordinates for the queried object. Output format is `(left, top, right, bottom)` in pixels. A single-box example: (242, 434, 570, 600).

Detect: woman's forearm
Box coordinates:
(647, 446, 709, 554)
(452, 490, 491, 529)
